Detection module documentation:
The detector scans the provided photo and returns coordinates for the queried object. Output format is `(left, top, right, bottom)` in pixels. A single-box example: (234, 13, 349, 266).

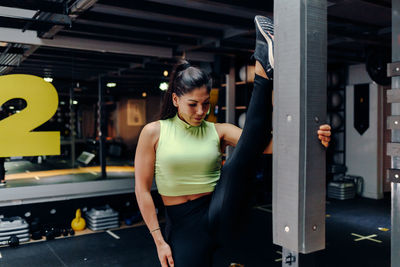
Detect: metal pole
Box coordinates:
(391, 0, 400, 264)
(98, 75, 107, 178)
(273, 0, 327, 264)
(69, 86, 75, 167)
(225, 59, 235, 158)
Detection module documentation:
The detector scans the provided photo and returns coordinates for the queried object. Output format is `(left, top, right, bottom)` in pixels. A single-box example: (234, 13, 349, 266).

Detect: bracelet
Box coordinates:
(150, 227, 160, 233)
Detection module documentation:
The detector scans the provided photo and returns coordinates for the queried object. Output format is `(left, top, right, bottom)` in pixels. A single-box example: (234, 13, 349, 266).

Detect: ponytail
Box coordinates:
(159, 59, 211, 120)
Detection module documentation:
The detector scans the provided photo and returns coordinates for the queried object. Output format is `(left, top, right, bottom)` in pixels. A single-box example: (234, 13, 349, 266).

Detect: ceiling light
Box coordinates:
(72, 100, 78, 105)
(163, 70, 168, 77)
(159, 82, 168, 91)
(44, 77, 53, 83)
(107, 82, 116, 88)
(9, 106, 14, 110)
(142, 92, 147, 98)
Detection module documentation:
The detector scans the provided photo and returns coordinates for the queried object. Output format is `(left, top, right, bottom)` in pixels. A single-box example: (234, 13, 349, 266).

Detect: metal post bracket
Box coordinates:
(388, 169, 400, 183)
(387, 89, 400, 103)
(387, 62, 400, 77)
(387, 116, 400, 129)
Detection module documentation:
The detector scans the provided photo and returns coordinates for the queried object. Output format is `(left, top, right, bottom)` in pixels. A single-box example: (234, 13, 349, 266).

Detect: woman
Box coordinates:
(135, 16, 331, 267)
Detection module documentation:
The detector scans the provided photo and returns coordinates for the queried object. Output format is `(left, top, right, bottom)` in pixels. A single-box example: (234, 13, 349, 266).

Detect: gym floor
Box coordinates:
(2, 159, 134, 188)
(0, 194, 390, 267)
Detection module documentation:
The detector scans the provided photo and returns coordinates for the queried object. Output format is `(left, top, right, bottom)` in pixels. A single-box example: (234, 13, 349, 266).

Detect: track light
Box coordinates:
(159, 82, 168, 91)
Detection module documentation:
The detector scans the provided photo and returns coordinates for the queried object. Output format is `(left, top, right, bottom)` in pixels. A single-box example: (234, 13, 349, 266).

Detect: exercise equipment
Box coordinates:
(329, 92, 343, 109)
(206, 88, 219, 123)
(0, 216, 30, 245)
(77, 151, 95, 166)
(8, 235, 19, 247)
(328, 178, 357, 200)
(124, 211, 142, 226)
(239, 65, 255, 82)
(31, 230, 42, 240)
(71, 209, 86, 231)
(85, 205, 119, 231)
(330, 72, 340, 87)
(366, 49, 391, 86)
(238, 112, 246, 129)
(327, 112, 343, 131)
(69, 228, 75, 236)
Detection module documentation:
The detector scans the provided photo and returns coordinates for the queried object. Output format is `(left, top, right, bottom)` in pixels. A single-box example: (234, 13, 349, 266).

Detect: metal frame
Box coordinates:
(391, 0, 400, 264)
(0, 27, 173, 58)
(273, 0, 327, 261)
(0, 178, 135, 207)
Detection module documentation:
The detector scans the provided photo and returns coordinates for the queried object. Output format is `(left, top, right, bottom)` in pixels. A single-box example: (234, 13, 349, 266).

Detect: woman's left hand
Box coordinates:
(318, 124, 331, 148)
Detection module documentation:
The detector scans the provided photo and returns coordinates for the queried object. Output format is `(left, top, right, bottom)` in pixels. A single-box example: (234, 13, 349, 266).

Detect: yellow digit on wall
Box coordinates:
(0, 74, 60, 157)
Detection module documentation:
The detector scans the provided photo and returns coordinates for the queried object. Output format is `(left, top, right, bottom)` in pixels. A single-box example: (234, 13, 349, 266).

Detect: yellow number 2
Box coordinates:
(0, 74, 60, 157)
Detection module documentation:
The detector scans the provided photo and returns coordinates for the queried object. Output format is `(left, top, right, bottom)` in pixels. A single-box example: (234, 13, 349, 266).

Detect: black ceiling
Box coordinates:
(0, 0, 392, 94)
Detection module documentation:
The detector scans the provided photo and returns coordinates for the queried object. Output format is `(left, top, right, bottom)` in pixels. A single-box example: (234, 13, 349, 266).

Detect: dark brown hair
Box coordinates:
(159, 59, 212, 120)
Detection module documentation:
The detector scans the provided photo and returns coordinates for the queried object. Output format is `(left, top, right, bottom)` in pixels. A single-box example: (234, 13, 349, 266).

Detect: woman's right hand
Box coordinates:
(157, 241, 174, 267)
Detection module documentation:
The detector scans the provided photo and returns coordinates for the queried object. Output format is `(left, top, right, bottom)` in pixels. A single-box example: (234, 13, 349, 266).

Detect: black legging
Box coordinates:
(209, 74, 273, 237)
(165, 74, 273, 266)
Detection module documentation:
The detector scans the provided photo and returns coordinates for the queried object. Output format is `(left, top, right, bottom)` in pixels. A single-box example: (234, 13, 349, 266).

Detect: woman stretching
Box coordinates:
(135, 15, 331, 267)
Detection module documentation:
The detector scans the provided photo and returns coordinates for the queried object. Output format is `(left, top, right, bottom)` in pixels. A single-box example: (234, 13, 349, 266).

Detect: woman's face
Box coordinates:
(173, 86, 210, 126)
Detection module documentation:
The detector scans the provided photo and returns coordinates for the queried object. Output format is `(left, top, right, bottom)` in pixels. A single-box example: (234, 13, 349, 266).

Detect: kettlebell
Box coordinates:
(71, 209, 86, 231)
(8, 235, 19, 247)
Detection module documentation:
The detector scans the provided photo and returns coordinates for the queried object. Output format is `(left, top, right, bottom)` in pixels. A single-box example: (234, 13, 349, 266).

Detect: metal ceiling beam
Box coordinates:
(0, 0, 66, 14)
(0, 27, 173, 58)
(145, 0, 272, 18)
(0, 46, 24, 54)
(99, 0, 254, 29)
(359, 0, 391, 8)
(0, 15, 71, 29)
(176, 28, 252, 54)
(28, 54, 132, 68)
(34, 47, 146, 63)
(0, 6, 36, 18)
(201, 0, 273, 11)
(0, 0, 98, 75)
(79, 12, 223, 38)
(23, 58, 129, 70)
(61, 22, 198, 46)
(91, 4, 229, 30)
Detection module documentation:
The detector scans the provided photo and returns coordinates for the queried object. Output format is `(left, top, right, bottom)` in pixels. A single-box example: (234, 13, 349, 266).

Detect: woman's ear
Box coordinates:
(172, 93, 179, 107)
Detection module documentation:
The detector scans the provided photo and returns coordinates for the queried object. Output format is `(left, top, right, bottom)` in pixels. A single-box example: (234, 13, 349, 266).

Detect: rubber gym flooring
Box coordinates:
(0, 195, 391, 267)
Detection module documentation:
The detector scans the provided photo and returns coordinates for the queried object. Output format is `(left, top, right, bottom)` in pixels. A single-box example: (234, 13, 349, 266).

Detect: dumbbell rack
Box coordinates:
(326, 69, 347, 182)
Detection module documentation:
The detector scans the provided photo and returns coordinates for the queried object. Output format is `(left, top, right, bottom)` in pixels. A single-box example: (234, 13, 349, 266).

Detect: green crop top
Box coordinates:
(155, 114, 222, 196)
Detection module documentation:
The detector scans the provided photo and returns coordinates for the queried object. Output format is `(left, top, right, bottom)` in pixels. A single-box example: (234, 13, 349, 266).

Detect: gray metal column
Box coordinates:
(225, 59, 235, 158)
(98, 75, 107, 178)
(391, 0, 400, 264)
(69, 86, 76, 168)
(273, 0, 327, 262)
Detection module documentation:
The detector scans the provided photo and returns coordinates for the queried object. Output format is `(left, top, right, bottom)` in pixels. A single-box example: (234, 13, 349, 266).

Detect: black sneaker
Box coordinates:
(254, 15, 274, 78)
(0, 180, 6, 187)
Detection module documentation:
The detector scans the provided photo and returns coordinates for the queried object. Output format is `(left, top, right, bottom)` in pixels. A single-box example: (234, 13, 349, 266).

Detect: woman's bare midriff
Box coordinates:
(161, 191, 213, 206)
